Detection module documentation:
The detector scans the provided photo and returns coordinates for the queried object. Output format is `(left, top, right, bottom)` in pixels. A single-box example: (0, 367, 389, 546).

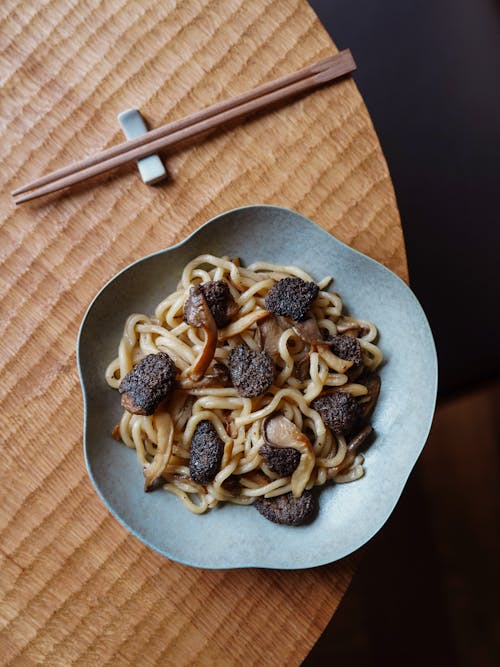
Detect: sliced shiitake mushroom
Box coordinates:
(257, 314, 283, 362)
(295, 352, 311, 381)
(262, 414, 315, 497)
(285, 313, 323, 345)
(178, 363, 230, 390)
(144, 476, 166, 493)
(346, 362, 364, 382)
(277, 314, 353, 374)
(184, 285, 218, 381)
(359, 373, 381, 419)
(328, 424, 373, 477)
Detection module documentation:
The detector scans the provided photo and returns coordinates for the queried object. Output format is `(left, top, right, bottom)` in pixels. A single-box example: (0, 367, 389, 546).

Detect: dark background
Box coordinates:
(303, 2, 500, 665)
(309, 0, 500, 398)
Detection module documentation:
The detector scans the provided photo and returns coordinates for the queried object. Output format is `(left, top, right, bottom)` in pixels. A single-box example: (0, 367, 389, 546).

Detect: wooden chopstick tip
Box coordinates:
(11, 184, 26, 196)
(13, 193, 31, 205)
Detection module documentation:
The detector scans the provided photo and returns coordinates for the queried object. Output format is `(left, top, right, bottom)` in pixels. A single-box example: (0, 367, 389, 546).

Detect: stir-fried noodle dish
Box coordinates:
(106, 254, 382, 526)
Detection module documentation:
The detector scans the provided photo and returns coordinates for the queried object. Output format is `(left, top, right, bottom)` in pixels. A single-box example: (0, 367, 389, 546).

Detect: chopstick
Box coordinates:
(13, 49, 356, 204)
(12, 52, 350, 198)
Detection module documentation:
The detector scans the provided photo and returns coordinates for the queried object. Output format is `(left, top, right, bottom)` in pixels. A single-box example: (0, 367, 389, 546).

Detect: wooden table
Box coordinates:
(0, 1, 407, 664)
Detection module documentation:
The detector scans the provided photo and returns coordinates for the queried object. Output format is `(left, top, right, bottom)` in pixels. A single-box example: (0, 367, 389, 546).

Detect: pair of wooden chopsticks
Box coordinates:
(12, 49, 356, 204)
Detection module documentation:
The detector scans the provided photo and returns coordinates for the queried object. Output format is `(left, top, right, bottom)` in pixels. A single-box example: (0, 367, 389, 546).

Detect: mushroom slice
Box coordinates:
(273, 311, 322, 346)
(347, 362, 364, 382)
(257, 315, 313, 379)
(347, 424, 373, 451)
(295, 351, 311, 381)
(184, 285, 218, 381)
(328, 424, 373, 477)
(263, 414, 315, 498)
(144, 476, 166, 493)
(178, 363, 229, 390)
(257, 314, 283, 362)
(278, 314, 353, 374)
(360, 373, 381, 419)
(291, 317, 323, 345)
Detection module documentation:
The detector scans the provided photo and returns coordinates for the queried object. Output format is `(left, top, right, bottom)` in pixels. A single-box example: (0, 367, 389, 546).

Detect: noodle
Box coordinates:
(106, 255, 382, 516)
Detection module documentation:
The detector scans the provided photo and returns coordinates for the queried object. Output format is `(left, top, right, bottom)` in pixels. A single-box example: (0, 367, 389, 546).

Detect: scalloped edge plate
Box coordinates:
(77, 205, 437, 569)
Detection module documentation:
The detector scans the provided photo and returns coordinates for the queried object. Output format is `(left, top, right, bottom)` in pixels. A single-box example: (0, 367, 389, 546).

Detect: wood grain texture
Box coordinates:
(0, 1, 407, 665)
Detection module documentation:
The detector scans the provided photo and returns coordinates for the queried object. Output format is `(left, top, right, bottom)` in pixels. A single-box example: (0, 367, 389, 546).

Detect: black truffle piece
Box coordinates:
(254, 490, 317, 526)
(189, 420, 224, 484)
(119, 352, 177, 415)
(264, 277, 319, 322)
(311, 391, 362, 435)
(259, 444, 300, 477)
(328, 334, 362, 365)
(227, 345, 274, 398)
(200, 280, 237, 328)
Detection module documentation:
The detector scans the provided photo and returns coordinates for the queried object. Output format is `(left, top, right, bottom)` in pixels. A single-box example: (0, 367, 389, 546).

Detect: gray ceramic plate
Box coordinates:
(78, 205, 437, 570)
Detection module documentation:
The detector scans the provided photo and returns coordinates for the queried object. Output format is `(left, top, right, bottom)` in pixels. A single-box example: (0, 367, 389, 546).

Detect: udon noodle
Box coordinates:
(105, 254, 382, 515)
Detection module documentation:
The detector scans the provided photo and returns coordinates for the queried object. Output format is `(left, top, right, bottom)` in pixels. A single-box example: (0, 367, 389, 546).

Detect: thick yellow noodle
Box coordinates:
(105, 255, 382, 514)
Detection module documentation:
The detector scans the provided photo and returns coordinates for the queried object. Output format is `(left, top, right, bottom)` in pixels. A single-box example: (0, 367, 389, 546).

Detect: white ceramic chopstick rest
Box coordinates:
(117, 109, 168, 185)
